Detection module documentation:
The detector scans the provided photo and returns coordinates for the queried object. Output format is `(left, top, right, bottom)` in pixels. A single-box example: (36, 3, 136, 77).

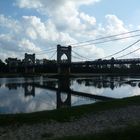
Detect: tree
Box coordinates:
(0, 59, 6, 72)
(0, 59, 5, 66)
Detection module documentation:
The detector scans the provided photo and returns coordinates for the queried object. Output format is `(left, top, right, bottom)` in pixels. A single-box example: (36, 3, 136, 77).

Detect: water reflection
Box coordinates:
(0, 77, 96, 114)
(57, 78, 71, 109)
(0, 76, 140, 114)
(71, 76, 140, 99)
(76, 76, 140, 90)
(8, 78, 72, 109)
(5, 83, 35, 97)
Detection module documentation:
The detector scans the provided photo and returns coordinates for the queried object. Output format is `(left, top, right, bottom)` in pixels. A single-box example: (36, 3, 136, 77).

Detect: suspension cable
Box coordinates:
(48, 51, 57, 60)
(72, 50, 92, 61)
(101, 39, 140, 59)
(116, 47, 140, 59)
(70, 29, 140, 46)
(72, 34, 140, 48)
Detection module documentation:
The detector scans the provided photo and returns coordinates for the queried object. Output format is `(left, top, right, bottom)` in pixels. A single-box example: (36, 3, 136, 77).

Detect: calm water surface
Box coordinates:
(0, 75, 140, 114)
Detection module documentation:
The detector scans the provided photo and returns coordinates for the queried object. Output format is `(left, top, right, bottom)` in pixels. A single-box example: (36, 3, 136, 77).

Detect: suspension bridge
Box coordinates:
(5, 29, 140, 75)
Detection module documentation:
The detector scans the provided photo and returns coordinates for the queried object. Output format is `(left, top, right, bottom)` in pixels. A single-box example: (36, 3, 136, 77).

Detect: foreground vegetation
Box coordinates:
(1, 95, 140, 126)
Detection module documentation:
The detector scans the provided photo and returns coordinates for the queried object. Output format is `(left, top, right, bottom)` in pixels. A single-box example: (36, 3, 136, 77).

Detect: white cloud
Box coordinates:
(18, 38, 41, 52)
(80, 12, 96, 26)
(105, 14, 128, 34)
(15, 0, 42, 9)
(0, 14, 21, 33)
(22, 16, 77, 45)
(0, 34, 19, 52)
(0, 13, 79, 60)
(22, 16, 48, 40)
(15, 0, 98, 33)
(25, 27, 37, 40)
(74, 0, 100, 5)
(1, 0, 139, 61)
(15, 0, 100, 9)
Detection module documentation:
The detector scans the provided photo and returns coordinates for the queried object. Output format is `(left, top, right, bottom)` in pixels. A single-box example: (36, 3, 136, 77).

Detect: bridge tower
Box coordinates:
(24, 53, 35, 73)
(24, 84, 35, 97)
(57, 78, 71, 109)
(57, 45, 71, 75)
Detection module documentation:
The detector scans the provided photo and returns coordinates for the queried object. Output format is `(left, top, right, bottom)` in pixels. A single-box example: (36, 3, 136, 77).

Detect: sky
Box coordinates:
(0, 0, 140, 61)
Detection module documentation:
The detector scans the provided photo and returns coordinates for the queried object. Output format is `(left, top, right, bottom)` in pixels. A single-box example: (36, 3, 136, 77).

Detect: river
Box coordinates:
(0, 75, 140, 114)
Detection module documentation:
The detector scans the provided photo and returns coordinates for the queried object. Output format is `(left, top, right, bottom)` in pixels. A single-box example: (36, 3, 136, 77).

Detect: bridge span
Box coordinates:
(33, 83, 114, 101)
(71, 58, 140, 66)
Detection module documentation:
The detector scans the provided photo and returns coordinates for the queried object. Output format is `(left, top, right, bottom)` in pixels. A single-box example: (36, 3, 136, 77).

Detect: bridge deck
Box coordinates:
(33, 83, 114, 101)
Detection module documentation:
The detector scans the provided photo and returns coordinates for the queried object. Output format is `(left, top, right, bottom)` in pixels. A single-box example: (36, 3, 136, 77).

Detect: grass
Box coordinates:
(0, 95, 140, 126)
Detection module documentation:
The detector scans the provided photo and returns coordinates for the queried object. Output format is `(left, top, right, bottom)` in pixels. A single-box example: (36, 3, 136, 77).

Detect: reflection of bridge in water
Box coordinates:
(34, 78, 114, 109)
(76, 77, 140, 90)
(5, 75, 140, 109)
(5, 77, 115, 109)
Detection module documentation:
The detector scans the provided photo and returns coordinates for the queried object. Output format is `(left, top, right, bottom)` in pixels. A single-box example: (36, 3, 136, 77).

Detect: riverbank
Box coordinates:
(0, 96, 140, 139)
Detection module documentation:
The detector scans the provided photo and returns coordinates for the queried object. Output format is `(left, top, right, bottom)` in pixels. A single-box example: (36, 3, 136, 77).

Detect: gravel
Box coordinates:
(0, 105, 140, 140)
